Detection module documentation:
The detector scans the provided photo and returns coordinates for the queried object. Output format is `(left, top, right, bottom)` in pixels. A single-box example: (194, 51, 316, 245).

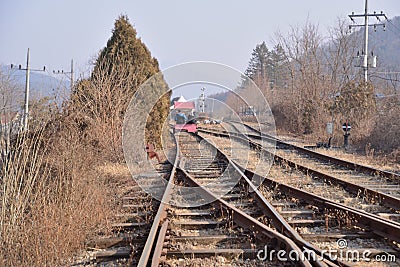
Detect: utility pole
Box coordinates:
(349, 0, 387, 83)
(11, 48, 46, 131)
(23, 48, 30, 131)
(362, 0, 369, 83)
(53, 59, 74, 91)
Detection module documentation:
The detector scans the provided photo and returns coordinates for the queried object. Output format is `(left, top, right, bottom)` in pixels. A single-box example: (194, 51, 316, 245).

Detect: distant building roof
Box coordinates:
(177, 95, 187, 102)
(174, 101, 195, 110)
(170, 95, 190, 110)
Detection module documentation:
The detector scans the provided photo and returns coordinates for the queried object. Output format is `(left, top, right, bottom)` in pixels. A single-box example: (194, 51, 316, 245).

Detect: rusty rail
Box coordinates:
(139, 132, 312, 266)
(198, 127, 400, 243)
(145, 132, 315, 267)
(137, 132, 179, 267)
(199, 126, 400, 211)
(241, 122, 400, 181)
(179, 166, 315, 267)
(196, 133, 345, 267)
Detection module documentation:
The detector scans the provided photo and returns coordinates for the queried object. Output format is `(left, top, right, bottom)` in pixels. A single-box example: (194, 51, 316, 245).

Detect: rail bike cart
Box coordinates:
(171, 100, 197, 133)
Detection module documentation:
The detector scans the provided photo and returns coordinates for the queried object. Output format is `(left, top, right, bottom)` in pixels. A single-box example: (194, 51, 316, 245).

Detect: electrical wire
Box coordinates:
(385, 18, 400, 39)
(369, 75, 400, 83)
(386, 26, 400, 40)
(386, 18, 400, 33)
(375, 72, 400, 74)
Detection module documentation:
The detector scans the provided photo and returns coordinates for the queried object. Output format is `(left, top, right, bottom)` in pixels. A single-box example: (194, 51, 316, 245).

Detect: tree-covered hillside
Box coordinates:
(368, 16, 400, 68)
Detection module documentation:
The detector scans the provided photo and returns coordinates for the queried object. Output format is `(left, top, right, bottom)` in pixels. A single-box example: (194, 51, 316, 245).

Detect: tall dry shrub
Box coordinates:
(334, 80, 377, 143)
(262, 19, 361, 142)
(272, 22, 332, 135)
(1, 15, 171, 266)
(0, 113, 113, 266)
(0, 89, 113, 266)
(364, 97, 400, 160)
(72, 58, 134, 161)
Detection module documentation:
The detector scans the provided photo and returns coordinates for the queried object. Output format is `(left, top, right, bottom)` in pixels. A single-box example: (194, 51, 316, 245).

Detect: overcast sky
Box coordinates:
(1, 0, 399, 94)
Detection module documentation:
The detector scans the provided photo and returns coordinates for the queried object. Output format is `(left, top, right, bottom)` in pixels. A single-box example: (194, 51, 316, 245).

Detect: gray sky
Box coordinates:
(1, 0, 399, 97)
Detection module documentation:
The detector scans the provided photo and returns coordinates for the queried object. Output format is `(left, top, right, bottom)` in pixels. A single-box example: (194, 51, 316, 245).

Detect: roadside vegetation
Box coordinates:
(0, 15, 169, 266)
(226, 19, 400, 161)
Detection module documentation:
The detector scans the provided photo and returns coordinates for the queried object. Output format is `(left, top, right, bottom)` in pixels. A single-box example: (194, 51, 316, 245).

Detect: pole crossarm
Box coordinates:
(349, 13, 387, 19)
(348, 23, 385, 28)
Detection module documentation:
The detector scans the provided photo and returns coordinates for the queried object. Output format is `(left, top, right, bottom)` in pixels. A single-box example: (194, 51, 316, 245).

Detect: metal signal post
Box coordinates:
(342, 122, 351, 149)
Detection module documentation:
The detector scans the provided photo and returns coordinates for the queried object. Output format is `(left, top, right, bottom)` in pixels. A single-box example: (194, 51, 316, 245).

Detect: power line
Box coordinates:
(386, 18, 400, 35)
(386, 21, 400, 40)
(375, 71, 400, 74)
(369, 75, 400, 83)
(0, 105, 21, 111)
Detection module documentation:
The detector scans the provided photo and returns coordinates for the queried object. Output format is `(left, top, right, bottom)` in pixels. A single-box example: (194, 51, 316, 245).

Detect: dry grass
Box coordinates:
(0, 114, 118, 266)
(269, 92, 400, 164)
(96, 162, 132, 182)
(314, 147, 400, 173)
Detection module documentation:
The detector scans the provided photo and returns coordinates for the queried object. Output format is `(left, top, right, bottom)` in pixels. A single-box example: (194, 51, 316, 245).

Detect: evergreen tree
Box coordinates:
(268, 44, 289, 89)
(72, 15, 170, 156)
(95, 15, 159, 92)
(244, 41, 270, 83)
(243, 42, 289, 90)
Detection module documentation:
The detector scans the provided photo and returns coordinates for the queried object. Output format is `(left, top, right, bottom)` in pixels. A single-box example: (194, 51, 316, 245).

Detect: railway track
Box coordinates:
(194, 123, 400, 266)
(227, 121, 399, 180)
(136, 129, 400, 266)
(138, 132, 336, 267)
(75, 135, 178, 266)
(199, 122, 400, 225)
(81, 163, 172, 266)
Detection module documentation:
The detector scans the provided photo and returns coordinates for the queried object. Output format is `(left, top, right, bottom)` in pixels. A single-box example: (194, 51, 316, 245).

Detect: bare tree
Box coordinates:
(274, 21, 328, 134)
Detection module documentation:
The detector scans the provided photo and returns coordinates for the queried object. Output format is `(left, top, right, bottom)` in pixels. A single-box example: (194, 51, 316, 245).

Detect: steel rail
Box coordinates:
(196, 133, 344, 267)
(199, 127, 400, 212)
(238, 122, 400, 210)
(241, 122, 400, 181)
(137, 132, 179, 267)
(151, 219, 169, 266)
(178, 166, 315, 267)
(139, 132, 312, 266)
(197, 128, 400, 242)
(243, 166, 400, 242)
(202, 126, 400, 227)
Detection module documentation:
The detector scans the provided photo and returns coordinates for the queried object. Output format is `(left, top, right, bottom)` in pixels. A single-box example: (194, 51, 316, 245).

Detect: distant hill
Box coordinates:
(1, 65, 70, 103)
(362, 16, 400, 68)
(208, 91, 229, 103)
